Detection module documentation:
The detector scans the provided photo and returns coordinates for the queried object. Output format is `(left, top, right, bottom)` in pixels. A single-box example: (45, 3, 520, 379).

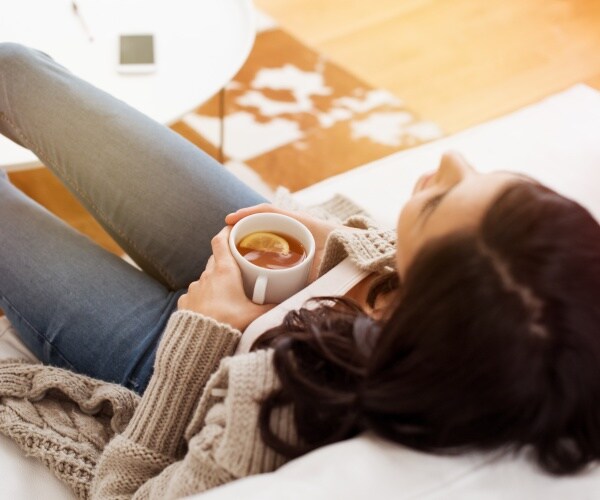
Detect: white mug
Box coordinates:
(229, 213, 316, 304)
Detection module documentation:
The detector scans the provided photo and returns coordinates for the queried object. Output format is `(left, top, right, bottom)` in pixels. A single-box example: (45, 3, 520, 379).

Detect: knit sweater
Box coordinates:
(0, 195, 397, 499)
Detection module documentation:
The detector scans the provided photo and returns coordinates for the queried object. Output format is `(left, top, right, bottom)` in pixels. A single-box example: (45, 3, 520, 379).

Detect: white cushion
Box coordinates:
(0, 317, 37, 362)
(2, 84, 600, 499)
(198, 435, 600, 500)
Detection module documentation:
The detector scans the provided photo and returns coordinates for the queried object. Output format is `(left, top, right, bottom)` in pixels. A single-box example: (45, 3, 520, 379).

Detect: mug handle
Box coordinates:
(252, 275, 268, 305)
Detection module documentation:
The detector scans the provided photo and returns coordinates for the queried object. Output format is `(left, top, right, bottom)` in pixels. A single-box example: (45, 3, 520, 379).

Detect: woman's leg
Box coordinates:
(0, 170, 179, 393)
(0, 42, 266, 291)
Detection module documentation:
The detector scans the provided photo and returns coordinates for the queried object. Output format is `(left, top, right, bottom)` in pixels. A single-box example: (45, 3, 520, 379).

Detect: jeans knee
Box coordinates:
(0, 42, 46, 74)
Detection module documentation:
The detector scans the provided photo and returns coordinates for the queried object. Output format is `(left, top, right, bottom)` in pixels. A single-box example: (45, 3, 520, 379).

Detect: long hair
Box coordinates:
(252, 182, 600, 475)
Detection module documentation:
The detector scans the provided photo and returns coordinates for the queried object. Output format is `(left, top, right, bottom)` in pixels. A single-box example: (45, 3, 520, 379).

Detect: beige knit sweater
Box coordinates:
(0, 195, 397, 499)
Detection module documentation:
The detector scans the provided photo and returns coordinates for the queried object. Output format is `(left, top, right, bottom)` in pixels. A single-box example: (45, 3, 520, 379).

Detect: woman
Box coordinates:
(0, 43, 599, 499)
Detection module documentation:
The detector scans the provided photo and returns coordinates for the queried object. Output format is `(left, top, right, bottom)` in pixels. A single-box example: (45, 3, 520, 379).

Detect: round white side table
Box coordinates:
(0, 0, 255, 170)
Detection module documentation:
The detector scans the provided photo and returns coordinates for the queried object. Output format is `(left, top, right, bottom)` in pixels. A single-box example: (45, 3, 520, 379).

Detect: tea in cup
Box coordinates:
(236, 231, 307, 270)
(229, 213, 315, 304)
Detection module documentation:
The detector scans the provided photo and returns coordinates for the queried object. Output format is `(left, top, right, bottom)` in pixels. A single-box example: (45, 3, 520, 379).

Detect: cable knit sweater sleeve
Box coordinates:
(274, 189, 398, 277)
(317, 215, 397, 276)
(90, 310, 241, 499)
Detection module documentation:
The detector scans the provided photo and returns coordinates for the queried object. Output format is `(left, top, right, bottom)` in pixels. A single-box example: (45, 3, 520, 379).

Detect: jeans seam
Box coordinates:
(0, 292, 76, 370)
(0, 111, 179, 289)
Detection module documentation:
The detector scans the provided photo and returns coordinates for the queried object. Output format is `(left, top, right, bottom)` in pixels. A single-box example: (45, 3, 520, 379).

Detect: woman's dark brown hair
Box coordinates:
(253, 181, 600, 475)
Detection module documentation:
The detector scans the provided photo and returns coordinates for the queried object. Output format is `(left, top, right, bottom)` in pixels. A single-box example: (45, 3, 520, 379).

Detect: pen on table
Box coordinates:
(72, 0, 94, 42)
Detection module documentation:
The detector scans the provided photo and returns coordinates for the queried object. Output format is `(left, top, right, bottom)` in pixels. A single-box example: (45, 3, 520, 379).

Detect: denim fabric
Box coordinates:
(0, 43, 266, 393)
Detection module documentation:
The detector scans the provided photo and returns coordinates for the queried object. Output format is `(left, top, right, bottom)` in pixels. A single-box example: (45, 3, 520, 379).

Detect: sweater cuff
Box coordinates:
(318, 227, 397, 277)
(123, 311, 241, 457)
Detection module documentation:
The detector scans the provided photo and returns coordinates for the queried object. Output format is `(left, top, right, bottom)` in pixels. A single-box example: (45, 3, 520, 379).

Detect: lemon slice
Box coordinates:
(239, 232, 290, 254)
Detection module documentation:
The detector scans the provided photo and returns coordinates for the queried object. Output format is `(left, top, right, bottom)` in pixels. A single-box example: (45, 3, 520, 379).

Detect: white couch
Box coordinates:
(1, 84, 599, 499)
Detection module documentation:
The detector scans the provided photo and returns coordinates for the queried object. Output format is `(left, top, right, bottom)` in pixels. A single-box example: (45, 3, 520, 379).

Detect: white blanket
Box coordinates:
(1, 84, 600, 499)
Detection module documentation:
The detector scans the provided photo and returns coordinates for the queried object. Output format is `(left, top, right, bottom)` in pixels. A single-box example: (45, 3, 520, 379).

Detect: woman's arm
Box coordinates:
(90, 311, 240, 499)
(318, 223, 397, 276)
(91, 227, 275, 498)
(94, 432, 238, 499)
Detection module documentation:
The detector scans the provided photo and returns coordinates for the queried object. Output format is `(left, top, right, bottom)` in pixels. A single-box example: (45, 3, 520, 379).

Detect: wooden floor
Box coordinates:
(6, 0, 600, 258)
(256, 0, 600, 133)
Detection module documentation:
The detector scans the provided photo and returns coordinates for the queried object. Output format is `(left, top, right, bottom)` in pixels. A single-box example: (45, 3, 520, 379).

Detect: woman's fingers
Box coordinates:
(210, 226, 234, 265)
(224, 203, 282, 225)
(205, 255, 215, 271)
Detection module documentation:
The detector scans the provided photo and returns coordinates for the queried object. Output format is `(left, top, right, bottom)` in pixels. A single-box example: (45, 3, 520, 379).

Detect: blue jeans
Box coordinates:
(0, 43, 266, 393)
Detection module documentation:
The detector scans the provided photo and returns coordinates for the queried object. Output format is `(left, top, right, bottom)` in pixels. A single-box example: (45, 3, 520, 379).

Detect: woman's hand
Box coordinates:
(177, 226, 274, 331)
(225, 203, 343, 283)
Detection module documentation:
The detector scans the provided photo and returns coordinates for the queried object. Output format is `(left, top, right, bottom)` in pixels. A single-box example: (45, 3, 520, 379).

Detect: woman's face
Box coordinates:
(396, 152, 525, 276)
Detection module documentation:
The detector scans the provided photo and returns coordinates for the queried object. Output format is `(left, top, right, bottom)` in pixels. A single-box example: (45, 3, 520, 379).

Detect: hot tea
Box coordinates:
(236, 231, 306, 270)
